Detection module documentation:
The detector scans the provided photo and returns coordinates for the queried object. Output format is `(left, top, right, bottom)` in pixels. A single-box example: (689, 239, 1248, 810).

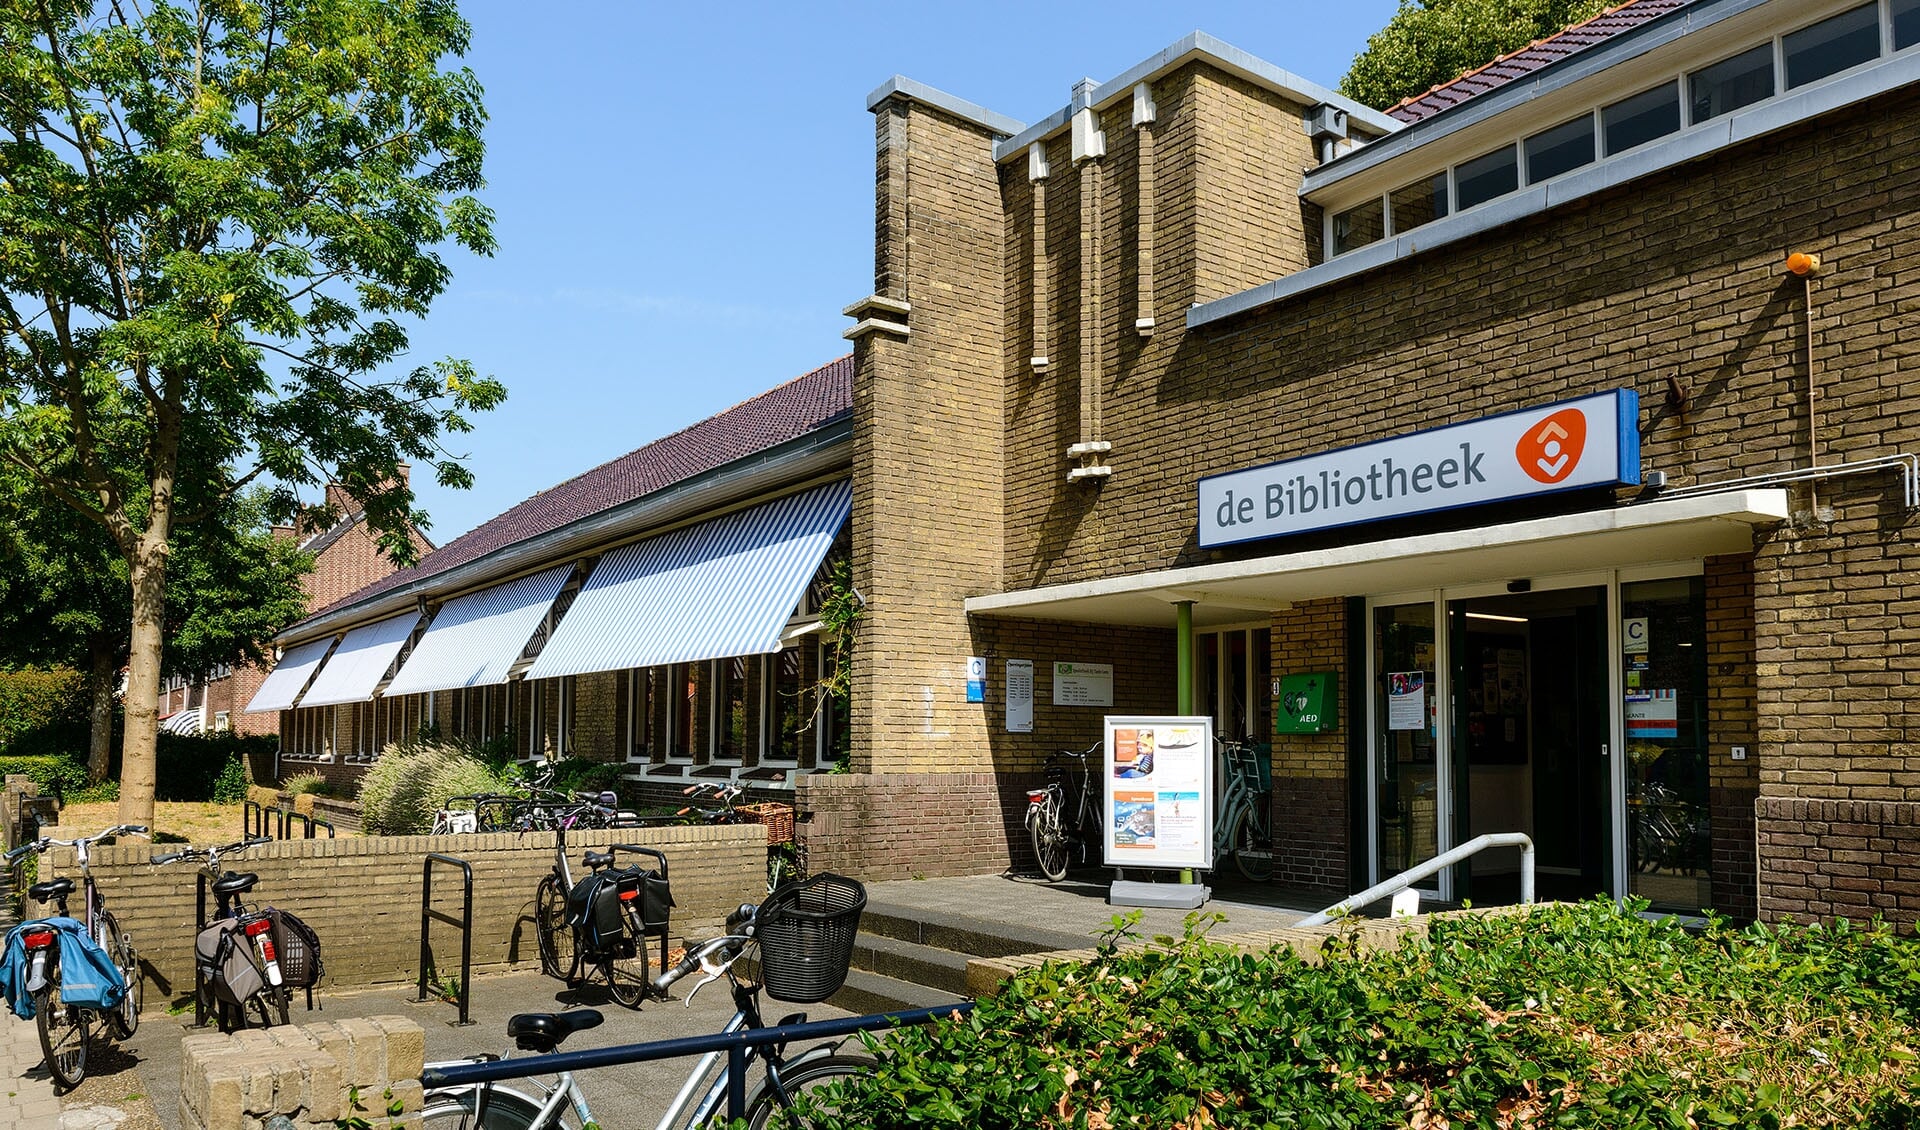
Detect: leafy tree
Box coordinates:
(0, 0, 505, 827)
(1341, 0, 1613, 111)
(0, 466, 310, 781)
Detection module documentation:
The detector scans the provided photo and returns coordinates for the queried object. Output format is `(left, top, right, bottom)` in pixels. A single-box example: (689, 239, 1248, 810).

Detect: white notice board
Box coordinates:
(1053, 662, 1114, 706)
(1103, 715, 1214, 871)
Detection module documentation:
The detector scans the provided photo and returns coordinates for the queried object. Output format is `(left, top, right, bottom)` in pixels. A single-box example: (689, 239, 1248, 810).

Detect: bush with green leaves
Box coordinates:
(795, 900, 1920, 1129)
(0, 668, 90, 759)
(549, 757, 624, 798)
(280, 773, 333, 798)
(0, 754, 89, 799)
(211, 756, 250, 804)
(358, 741, 515, 835)
(155, 733, 277, 801)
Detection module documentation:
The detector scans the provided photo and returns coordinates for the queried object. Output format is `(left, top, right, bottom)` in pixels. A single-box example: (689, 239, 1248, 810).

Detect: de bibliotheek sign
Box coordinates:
(1198, 390, 1639, 549)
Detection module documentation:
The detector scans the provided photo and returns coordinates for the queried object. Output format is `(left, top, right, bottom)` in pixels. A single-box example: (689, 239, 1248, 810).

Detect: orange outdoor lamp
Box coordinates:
(1785, 251, 1822, 276)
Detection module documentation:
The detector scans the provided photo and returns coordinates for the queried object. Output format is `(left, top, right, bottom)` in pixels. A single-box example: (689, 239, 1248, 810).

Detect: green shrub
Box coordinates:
(211, 756, 249, 803)
(550, 757, 625, 797)
(358, 741, 510, 834)
(0, 754, 90, 800)
(797, 900, 1920, 1128)
(155, 732, 277, 801)
(0, 668, 91, 759)
(280, 772, 332, 798)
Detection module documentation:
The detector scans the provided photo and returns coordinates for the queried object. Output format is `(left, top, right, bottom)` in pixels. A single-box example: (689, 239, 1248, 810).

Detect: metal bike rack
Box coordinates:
(242, 800, 268, 839)
(422, 1002, 973, 1121)
(192, 871, 213, 1029)
(609, 844, 673, 974)
(283, 811, 335, 839)
(418, 853, 475, 1026)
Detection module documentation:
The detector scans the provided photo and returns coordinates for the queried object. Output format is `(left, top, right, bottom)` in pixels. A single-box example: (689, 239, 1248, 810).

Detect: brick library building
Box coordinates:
(255, 0, 1918, 927)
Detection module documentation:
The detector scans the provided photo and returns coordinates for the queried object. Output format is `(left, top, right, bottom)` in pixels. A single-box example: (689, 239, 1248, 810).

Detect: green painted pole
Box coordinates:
(1176, 601, 1195, 887)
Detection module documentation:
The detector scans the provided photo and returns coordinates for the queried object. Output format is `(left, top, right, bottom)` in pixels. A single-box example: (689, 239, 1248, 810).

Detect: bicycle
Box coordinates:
(679, 783, 805, 894)
(423, 875, 872, 1129)
(1212, 738, 1276, 883)
(150, 836, 306, 1032)
(530, 811, 671, 1008)
(1, 824, 147, 1089)
(1024, 741, 1104, 882)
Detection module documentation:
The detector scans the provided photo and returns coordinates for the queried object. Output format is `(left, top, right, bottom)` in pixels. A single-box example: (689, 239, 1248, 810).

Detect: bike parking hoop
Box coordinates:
(282, 811, 335, 839)
(418, 853, 475, 1027)
(420, 1002, 973, 1121)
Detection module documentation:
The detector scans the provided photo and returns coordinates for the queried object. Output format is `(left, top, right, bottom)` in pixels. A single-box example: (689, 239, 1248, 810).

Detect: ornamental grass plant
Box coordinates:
(795, 900, 1920, 1129)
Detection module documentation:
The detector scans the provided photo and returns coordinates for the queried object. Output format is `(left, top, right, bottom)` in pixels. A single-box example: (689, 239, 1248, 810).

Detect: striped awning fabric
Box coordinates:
(245, 636, 337, 713)
(297, 613, 422, 708)
(526, 479, 852, 680)
(160, 710, 203, 735)
(383, 564, 573, 696)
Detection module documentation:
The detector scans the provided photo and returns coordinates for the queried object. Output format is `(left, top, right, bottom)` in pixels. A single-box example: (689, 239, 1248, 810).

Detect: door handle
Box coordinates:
(1600, 743, 1609, 758)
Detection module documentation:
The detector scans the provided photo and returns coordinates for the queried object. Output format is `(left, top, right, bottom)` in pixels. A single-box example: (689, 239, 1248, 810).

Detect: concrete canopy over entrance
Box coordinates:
(964, 490, 1787, 626)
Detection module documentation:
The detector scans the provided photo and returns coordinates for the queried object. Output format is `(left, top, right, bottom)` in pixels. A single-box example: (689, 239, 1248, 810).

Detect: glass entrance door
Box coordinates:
(1372, 603, 1440, 887)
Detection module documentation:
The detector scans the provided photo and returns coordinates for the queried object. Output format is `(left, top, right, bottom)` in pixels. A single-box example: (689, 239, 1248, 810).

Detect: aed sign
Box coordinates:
(1198, 390, 1639, 549)
(1275, 672, 1337, 735)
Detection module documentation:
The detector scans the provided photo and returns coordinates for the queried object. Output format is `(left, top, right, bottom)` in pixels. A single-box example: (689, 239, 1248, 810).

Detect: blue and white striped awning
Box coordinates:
(245, 636, 337, 713)
(297, 613, 422, 708)
(383, 564, 573, 696)
(526, 480, 851, 680)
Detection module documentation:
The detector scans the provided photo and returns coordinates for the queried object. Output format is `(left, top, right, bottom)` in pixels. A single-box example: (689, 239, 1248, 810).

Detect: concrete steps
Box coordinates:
(824, 899, 1087, 1013)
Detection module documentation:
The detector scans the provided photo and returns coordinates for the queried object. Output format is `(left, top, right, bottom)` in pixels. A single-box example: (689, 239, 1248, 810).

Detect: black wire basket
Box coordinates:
(755, 873, 866, 1003)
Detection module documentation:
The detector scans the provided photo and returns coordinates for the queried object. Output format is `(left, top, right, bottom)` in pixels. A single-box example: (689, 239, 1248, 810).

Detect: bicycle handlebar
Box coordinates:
(149, 835, 272, 866)
(652, 934, 751, 993)
(5, 824, 149, 863)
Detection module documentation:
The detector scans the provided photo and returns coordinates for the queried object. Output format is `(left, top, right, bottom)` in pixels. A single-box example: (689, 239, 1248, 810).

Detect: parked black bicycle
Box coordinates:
(679, 782, 805, 894)
(530, 815, 673, 1008)
(151, 836, 324, 1031)
(1, 825, 146, 1089)
(1024, 742, 1104, 881)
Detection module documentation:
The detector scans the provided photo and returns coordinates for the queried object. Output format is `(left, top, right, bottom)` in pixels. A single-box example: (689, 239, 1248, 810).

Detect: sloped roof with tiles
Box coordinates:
(305, 355, 854, 620)
(1387, 0, 1695, 124)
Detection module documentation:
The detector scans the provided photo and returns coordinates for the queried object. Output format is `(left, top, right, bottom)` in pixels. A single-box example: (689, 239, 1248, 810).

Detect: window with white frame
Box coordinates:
(762, 644, 807, 765)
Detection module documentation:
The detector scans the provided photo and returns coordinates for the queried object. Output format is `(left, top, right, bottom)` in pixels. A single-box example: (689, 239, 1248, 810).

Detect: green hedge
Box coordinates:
(0, 754, 90, 798)
(799, 900, 1920, 1128)
(0, 668, 92, 760)
(155, 732, 277, 802)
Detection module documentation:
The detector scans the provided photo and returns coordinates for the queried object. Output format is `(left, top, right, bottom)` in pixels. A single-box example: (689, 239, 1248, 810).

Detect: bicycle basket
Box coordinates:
(754, 873, 865, 1004)
(736, 802, 795, 846)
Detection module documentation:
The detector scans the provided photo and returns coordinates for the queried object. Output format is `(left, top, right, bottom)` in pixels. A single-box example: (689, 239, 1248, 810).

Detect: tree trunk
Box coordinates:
(85, 644, 118, 783)
(118, 536, 167, 830)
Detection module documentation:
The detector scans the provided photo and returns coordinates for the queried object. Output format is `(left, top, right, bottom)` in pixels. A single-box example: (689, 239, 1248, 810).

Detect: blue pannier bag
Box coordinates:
(0, 918, 124, 1018)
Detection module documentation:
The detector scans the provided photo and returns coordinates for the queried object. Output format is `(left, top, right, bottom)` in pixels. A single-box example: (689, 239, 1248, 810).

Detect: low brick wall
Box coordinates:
(798, 772, 1035, 881)
(45, 824, 763, 1006)
(181, 1014, 423, 1130)
(1755, 797, 1920, 930)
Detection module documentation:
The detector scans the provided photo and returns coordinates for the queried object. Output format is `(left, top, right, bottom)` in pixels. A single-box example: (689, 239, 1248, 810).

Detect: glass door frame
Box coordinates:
(1365, 561, 1699, 902)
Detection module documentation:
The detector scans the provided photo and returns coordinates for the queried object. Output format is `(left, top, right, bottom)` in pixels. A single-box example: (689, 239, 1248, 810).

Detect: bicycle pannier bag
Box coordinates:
(196, 921, 263, 1007)
(49, 919, 124, 1011)
(270, 909, 324, 989)
(567, 873, 626, 954)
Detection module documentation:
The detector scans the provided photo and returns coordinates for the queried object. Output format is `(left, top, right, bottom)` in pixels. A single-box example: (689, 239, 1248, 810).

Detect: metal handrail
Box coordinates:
(421, 1002, 972, 1121)
(1297, 832, 1534, 927)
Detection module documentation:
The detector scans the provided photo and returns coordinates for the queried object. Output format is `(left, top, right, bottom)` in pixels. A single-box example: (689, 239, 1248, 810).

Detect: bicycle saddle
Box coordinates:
(507, 1009, 603, 1052)
(582, 851, 614, 869)
(211, 871, 259, 897)
(28, 877, 74, 902)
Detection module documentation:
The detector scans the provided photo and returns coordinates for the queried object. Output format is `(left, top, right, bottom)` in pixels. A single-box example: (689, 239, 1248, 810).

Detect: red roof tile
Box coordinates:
(306, 355, 854, 620)
(1388, 0, 1694, 124)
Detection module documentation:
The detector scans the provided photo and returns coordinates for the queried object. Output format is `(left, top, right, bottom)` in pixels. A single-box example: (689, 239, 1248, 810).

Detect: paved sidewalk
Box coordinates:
(0, 1012, 61, 1129)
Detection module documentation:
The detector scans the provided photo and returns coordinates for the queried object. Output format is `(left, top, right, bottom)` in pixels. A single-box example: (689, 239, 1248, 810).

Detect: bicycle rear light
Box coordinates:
(618, 885, 639, 902)
(243, 917, 273, 938)
(1026, 790, 1048, 803)
(21, 928, 55, 950)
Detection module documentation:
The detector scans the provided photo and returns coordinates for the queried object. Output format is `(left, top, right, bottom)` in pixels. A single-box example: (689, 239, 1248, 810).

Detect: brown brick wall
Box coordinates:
(1270, 599, 1350, 891)
(1756, 797, 1920, 930)
(799, 771, 1033, 881)
(46, 824, 763, 1003)
(853, 95, 1007, 776)
(1705, 555, 1759, 919)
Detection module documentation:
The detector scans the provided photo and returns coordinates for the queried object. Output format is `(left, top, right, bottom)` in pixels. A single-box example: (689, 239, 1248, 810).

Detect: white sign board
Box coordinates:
(1103, 716, 1214, 871)
(1198, 390, 1640, 548)
(1623, 617, 1650, 655)
(1004, 660, 1034, 733)
(1052, 662, 1114, 707)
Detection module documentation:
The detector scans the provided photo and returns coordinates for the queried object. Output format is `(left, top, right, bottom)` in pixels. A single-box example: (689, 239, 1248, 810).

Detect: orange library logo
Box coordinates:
(1517, 408, 1587, 484)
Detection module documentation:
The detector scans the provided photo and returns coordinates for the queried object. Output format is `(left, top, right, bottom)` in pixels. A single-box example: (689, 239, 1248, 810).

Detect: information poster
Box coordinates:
(1005, 660, 1034, 733)
(1103, 715, 1214, 870)
(1388, 671, 1426, 731)
(1054, 662, 1114, 706)
(1626, 689, 1678, 738)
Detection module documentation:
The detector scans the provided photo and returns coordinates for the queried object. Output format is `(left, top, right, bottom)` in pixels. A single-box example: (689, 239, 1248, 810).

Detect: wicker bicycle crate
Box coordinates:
(737, 802, 795, 845)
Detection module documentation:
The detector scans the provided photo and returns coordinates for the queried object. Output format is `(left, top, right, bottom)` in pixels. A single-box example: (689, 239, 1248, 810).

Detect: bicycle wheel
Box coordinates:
(745, 1050, 880, 1129)
(34, 983, 89, 1090)
(1031, 806, 1069, 882)
(98, 910, 140, 1039)
(1232, 805, 1275, 884)
(250, 983, 291, 1028)
(422, 1085, 558, 1129)
(535, 873, 574, 981)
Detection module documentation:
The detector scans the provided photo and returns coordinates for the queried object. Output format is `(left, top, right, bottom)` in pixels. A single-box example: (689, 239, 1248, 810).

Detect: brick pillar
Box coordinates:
(1269, 599, 1350, 891)
(1705, 554, 1759, 919)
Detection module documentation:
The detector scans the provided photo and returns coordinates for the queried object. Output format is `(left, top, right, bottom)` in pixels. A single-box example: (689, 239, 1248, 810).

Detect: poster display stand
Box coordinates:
(1102, 715, 1214, 910)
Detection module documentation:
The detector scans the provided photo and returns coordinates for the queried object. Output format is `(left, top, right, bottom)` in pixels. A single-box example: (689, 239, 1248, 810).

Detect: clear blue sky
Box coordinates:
(400, 1, 1403, 543)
